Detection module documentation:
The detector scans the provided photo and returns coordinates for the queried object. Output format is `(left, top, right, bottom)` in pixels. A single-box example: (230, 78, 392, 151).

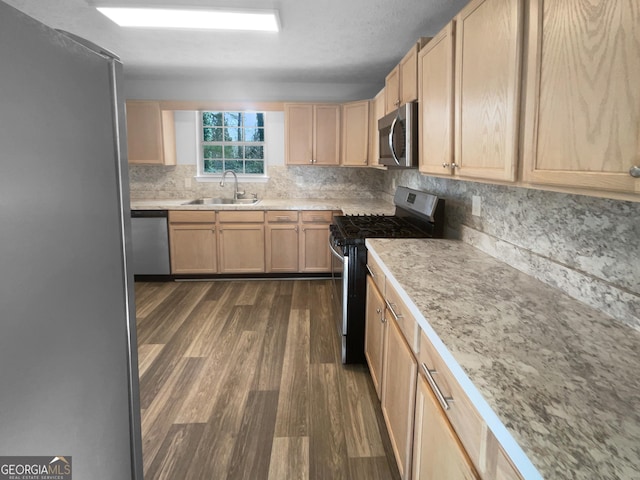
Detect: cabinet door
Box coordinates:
(369, 88, 385, 167)
(299, 223, 331, 272)
(342, 100, 370, 166)
(169, 223, 217, 273)
(299, 224, 331, 272)
(385, 66, 401, 114)
(218, 224, 265, 273)
(314, 105, 341, 165)
(365, 276, 386, 399)
(412, 374, 479, 480)
(266, 223, 299, 273)
(285, 104, 314, 165)
(400, 43, 420, 105)
(454, 0, 523, 182)
(419, 22, 455, 176)
(522, 0, 640, 195)
(382, 315, 418, 480)
(126, 101, 176, 165)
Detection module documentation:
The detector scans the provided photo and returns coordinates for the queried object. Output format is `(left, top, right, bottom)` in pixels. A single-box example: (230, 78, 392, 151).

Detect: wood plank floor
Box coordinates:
(135, 279, 401, 480)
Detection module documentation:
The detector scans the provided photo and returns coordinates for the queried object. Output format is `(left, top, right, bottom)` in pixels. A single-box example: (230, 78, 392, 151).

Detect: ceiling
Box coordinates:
(4, 0, 466, 89)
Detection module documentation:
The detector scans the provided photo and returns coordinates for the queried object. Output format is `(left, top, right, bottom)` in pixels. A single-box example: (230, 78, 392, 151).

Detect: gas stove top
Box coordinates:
(330, 187, 445, 246)
(330, 214, 434, 244)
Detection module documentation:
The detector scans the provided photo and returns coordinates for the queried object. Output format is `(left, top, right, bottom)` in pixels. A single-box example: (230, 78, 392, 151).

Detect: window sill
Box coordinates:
(194, 175, 270, 184)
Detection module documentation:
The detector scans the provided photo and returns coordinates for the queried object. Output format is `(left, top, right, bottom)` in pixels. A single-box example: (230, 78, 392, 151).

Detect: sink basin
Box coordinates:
(182, 197, 260, 206)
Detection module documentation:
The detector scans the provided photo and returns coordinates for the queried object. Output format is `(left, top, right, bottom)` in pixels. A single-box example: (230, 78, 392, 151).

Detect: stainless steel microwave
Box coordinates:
(378, 101, 418, 168)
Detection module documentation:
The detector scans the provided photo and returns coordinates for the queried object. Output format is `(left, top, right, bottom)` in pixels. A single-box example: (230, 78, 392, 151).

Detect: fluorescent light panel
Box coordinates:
(97, 7, 280, 32)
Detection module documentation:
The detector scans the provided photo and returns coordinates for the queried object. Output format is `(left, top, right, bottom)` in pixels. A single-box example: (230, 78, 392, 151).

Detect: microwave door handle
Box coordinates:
(389, 114, 401, 166)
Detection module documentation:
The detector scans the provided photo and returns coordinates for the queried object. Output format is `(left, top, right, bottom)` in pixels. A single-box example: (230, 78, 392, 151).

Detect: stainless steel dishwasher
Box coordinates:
(131, 210, 171, 276)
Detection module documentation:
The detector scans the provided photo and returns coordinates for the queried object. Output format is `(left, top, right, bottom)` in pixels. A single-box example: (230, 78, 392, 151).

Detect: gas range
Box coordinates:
(328, 186, 445, 364)
(330, 187, 445, 246)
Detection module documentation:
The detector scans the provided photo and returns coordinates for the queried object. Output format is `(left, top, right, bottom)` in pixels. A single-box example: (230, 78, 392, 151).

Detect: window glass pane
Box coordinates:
(245, 160, 264, 174)
(203, 127, 223, 142)
(224, 128, 243, 142)
(225, 160, 244, 173)
(245, 146, 264, 159)
(203, 145, 223, 159)
(204, 159, 224, 173)
(224, 112, 242, 127)
(243, 113, 264, 128)
(224, 146, 243, 159)
(202, 112, 222, 127)
(245, 128, 264, 142)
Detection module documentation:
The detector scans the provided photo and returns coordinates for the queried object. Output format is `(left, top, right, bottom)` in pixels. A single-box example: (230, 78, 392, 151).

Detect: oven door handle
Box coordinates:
(328, 240, 343, 260)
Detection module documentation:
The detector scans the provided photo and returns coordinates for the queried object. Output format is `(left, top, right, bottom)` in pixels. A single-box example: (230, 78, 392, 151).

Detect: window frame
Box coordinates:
(195, 110, 268, 180)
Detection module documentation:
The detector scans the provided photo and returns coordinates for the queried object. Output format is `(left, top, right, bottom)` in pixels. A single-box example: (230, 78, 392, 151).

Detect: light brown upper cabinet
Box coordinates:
(341, 100, 370, 166)
(454, 0, 523, 182)
(126, 101, 176, 165)
(369, 88, 386, 167)
(522, 0, 640, 195)
(385, 38, 431, 115)
(285, 103, 340, 166)
(418, 21, 455, 176)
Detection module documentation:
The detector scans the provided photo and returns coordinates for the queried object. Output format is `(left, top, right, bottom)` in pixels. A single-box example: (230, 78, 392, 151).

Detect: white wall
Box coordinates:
(124, 76, 382, 103)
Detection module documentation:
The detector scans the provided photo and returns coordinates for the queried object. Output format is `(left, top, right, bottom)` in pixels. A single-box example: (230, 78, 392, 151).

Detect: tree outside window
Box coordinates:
(200, 111, 266, 175)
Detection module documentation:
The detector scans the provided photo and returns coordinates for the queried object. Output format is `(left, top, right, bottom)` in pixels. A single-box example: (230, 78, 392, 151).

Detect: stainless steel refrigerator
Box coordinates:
(0, 2, 143, 479)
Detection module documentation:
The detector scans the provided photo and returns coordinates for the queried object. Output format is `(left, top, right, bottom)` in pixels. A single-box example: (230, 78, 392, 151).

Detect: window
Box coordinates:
(197, 111, 266, 177)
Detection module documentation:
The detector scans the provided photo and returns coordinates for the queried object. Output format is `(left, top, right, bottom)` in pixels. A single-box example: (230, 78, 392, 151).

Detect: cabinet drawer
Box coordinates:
(300, 210, 333, 223)
(169, 210, 216, 223)
(418, 330, 484, 473)
(366, 252, 385, 296)
(218, 210, 264, 223)
(266, 210, 299, 223)
(385, 281, 419, 354)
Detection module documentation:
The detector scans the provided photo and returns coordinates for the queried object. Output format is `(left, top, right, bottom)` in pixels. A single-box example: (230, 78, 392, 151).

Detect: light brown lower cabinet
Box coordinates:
(365, 258, 526, 480)
(381, 315, 418, 480)
(218, 223, 265, 273)
(169, 211, 217, 274)
(265, 210, 299, 273)
(299, 211, 334, 273)
(168, 209, 334, 275)
(217, 211, 265, 274)
(365, 275, 386, 399)
(412, 373, 479, 480)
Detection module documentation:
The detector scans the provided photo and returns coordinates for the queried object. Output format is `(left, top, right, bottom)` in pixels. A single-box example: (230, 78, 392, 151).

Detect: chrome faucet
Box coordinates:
(220, 170, 245, 200)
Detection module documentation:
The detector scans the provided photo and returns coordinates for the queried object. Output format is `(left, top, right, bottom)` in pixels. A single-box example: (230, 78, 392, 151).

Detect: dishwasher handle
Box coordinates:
(131, 210, 168, 218)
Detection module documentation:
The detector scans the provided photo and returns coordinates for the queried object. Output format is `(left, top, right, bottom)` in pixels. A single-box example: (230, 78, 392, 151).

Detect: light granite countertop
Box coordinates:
(130, 197, 395, 216)
(366, 238, 640, 480)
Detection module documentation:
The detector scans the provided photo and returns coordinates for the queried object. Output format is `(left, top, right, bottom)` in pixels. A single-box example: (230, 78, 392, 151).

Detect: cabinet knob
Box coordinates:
(309, 158, 314, 164)
(442, 163, 450, 169)
(630, 166, 640, 178)
(451, 163, 459, 169)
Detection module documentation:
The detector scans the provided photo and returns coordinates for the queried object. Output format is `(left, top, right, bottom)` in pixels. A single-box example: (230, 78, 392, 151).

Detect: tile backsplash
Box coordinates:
(129, 164, 386, 200)
(129, 163, 639, 329)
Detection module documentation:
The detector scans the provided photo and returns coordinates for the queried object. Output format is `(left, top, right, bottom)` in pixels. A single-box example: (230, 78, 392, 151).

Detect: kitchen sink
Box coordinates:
(182, 197, 260, 206)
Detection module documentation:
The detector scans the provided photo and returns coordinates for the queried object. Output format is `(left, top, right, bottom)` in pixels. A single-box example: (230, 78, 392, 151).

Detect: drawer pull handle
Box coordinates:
(421, 362, 452, 411)
(386, 301, 403, 321)
(366, 264, 375, 278)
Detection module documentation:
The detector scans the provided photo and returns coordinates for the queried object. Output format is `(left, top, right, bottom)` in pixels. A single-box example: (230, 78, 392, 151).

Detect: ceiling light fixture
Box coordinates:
(96, 7, 280, 32)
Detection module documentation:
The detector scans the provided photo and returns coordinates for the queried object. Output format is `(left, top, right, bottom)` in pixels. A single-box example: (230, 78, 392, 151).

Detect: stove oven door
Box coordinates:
(328, 235, 348, 361)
